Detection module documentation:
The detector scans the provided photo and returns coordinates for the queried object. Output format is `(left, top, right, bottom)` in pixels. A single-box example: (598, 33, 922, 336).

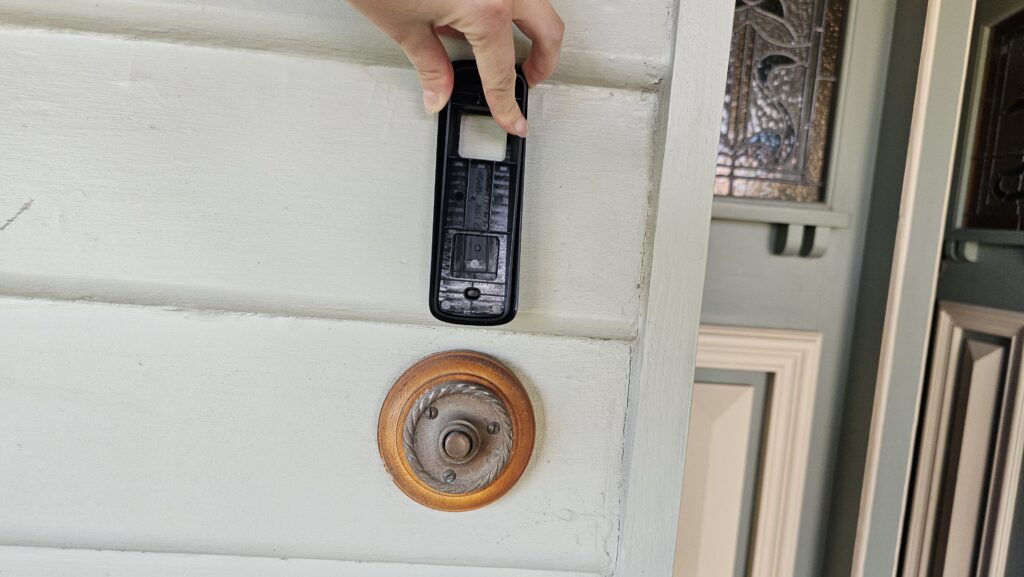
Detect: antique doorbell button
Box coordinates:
(378, 350, 535, 511)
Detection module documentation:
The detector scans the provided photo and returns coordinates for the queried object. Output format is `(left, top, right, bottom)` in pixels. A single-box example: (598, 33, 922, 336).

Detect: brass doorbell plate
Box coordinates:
(378, 350, 535, 511)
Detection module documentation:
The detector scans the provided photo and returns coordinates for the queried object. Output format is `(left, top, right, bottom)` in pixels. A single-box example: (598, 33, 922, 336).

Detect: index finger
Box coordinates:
(466, 23, 528, 137)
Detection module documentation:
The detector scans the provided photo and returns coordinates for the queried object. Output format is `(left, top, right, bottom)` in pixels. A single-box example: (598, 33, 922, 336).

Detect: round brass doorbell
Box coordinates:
(378, 350, 535, 511)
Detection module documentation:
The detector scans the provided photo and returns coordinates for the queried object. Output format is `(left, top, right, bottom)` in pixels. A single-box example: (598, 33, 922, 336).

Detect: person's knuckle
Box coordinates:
(414, 58, 444, 77)
(418, 67, 447, 85)
(474, 0, 512, 22)
(552, 16, 565, 44)
(490, 72, 516, 95)
(394, 30, 419, 50)
(494, 98, 520, 121)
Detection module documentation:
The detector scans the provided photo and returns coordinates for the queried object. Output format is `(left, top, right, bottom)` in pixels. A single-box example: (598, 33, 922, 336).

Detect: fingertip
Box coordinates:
(490, 107, 528, 137)
(512, 0, 563, 87)
(421, 60, 455, 113)
(399, 28, 455, 114)
(522, 49, 558, 87)
(513, 116, 528, 137)
(493, 112, 527, 137)
(423, 89, 449, 114)
(521, 62, 543, 88)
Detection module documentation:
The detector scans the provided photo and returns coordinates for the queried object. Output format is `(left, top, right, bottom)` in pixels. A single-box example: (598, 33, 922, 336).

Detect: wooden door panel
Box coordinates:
(674, 326, 822, 577)
(675, 382, 755, 577)
(901, 302, 1024, 577)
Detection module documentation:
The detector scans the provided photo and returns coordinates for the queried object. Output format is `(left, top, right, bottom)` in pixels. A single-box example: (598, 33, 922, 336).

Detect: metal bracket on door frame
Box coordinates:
(771, 223, 832, 258)
(943, 239, 980, 263)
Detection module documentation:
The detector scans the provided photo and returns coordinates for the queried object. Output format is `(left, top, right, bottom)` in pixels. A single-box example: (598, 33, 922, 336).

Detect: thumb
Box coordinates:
(398, 28, 455, 113)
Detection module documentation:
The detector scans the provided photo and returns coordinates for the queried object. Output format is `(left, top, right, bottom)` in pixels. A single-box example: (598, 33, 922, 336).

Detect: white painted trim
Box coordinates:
(942, 341, 1005, 575)
(850, 0, 979, 572)
(691, 325, 823, 577)
(901, 302, 1024, 577)
(0, 546, 598, 577)
(899, 303, 961, 577)
(615, 0, 736, 574)
(925, 330, 1005, 576)
(711, 197, 851, 228)
(674, 382, 756, 577)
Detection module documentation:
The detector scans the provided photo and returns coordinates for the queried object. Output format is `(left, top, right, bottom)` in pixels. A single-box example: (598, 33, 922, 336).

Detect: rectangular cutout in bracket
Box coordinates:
(459, 115, 508, 162)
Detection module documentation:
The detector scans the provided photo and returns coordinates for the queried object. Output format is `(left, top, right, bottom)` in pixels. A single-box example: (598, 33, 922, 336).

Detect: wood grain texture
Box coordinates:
(0, 297, 629, 574)
(0, 0, 672, 91)
(378, 351, 536, 511)
(0, 546, 600, 577)
(616, 0, 736, 574)
(0, 28, 655, 340)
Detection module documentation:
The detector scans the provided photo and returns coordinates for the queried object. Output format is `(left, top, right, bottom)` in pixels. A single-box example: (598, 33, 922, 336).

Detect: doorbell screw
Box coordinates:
(487, 422, 500, 435)
(443, 469, 456, 483)
(426, 406, 438, 420)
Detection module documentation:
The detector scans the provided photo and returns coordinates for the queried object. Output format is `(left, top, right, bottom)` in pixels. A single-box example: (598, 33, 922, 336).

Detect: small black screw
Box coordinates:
(426, 407, 438, 420)
(487, 422, 500, 435)
(443, 469, 456, 483)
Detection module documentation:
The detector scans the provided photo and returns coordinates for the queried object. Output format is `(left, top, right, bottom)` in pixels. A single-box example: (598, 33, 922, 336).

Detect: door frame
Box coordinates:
(850, 0, 980, 574)
(615, 1, 736, 575)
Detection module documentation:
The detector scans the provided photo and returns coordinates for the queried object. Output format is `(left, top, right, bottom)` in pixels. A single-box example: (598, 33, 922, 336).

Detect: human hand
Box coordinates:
(347, 0, 564, 136)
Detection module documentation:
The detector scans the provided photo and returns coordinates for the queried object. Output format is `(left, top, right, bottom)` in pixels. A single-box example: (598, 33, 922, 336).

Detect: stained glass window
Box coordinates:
(963, 9, 1024, 230)
(715, 0, 847, 203)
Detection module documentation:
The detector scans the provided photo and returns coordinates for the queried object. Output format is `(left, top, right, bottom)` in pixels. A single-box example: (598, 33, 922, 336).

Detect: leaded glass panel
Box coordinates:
(715, 0, 847, 203)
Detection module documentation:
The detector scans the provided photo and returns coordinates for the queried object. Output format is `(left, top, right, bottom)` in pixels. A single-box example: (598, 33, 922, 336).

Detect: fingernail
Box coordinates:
(513, 117, 528, 137)
(423, 90, 446, 113)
